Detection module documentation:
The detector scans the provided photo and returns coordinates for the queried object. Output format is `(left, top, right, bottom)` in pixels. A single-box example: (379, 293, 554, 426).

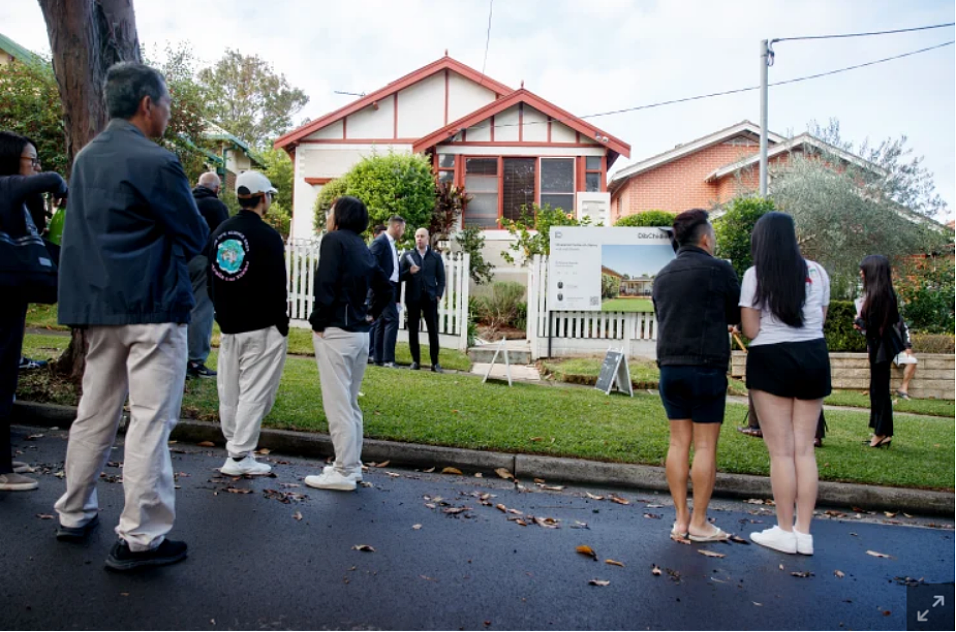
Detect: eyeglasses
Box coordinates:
(21, 156, 41, 167)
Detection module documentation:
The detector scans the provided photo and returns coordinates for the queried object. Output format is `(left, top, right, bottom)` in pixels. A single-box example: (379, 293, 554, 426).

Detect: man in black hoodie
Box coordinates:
(208, 171, 289, 477)
(187, 172, 230, 379)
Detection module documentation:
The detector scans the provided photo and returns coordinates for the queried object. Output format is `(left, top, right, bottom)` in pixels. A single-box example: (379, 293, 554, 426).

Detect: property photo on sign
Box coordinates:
(600, 244, 675, 312)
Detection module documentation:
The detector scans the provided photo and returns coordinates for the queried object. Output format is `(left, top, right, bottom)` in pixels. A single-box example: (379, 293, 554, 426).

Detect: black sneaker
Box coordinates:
(105, 538, 188, 571)
(56, 514, 100, 542)
(431, 364, 444, 374)
(409, 362, 421, 370)
(187, 362, 217, 379)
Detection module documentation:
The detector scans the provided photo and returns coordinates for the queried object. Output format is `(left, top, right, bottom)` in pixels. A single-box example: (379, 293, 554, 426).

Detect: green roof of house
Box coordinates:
(0, 32, 45, 66)
(203, 123, 266, 167)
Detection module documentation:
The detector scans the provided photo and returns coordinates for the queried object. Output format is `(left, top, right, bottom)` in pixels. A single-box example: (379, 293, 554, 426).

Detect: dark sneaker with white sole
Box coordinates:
(187, 362, 217, 379)
(57, 514, 100, 542)
(105, 538, 188, 571)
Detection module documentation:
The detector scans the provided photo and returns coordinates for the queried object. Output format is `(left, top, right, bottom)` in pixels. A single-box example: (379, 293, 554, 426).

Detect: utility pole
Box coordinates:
(759, 39, 770, 197)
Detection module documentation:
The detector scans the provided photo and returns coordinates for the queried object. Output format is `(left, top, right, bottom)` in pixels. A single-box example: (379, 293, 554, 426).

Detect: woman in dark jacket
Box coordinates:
(857, 255, 906, 449)
(0, 131, 67, 492)
(304, 196, 391, 492)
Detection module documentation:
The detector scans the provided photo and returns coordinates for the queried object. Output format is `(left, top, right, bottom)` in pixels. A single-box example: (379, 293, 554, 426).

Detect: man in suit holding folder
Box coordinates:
(401, 228, 445, 373)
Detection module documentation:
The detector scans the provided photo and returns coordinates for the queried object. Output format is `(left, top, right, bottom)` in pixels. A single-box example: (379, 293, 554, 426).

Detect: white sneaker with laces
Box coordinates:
(794, 528, 814, 555)
(220, 455, 272, 476)
(323, 465, 362, 482)
(750, 526, 798, 554)
(304, 469, 357, 491)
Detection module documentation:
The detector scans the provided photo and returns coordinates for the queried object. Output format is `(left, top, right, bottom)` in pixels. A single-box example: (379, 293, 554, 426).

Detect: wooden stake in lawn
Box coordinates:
(595, 347, 633, 397)
(482, 337, 513, 387)
(37, 0, 143, 381)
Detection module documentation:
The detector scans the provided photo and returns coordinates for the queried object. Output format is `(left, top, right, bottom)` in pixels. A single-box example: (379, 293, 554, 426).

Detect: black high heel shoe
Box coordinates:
(869, 436, 892, 448)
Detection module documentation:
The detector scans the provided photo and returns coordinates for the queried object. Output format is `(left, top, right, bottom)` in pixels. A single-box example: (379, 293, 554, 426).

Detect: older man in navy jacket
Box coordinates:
(54, 62, 208, 571)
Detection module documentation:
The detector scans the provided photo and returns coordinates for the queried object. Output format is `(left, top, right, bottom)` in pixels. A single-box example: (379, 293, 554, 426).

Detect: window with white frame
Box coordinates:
(463, 157, 499, 229)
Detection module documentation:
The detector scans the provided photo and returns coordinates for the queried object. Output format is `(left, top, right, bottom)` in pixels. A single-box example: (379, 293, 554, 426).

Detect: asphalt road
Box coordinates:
(2, 425, 953, 631)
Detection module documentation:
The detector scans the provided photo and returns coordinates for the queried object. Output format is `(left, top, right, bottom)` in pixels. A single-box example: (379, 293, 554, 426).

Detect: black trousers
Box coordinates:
(406, 298, 440, 366)
(1, 299, 28, 474)
(868, 361, 894, 437)
(372, 283, 399, 364)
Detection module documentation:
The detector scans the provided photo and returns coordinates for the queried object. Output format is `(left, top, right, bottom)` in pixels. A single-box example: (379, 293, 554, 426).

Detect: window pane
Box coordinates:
(503, 158, 536, 222)
(540, 158, 573, 193)
(465, 174, 498, 193)
(439, 154, 456, 169)
(465, 157, 497, 176)
(438, 171, 455, 184)
(541, 194, 574, 214)
(586, 156, 602, 171)
(586, 172, 601, 192)
(465, 193, 499, 229)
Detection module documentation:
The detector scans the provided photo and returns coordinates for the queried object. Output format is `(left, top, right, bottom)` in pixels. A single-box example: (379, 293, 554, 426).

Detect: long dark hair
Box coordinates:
(750, 212, 807, 327)
(860, 255, 899, 335)
(0, 130, 34, 176)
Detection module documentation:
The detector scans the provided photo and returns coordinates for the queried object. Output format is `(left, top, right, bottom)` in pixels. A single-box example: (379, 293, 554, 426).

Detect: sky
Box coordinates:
(602, 244, 674, 277)
(2, 1, 953, 220)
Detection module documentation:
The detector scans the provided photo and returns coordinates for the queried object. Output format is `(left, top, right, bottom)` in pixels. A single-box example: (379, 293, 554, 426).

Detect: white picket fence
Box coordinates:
(526, 254, 659, 359)
(285, 239, 471, 351)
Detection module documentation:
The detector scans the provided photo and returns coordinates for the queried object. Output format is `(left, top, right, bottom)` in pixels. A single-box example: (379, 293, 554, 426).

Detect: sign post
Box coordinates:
(482, 337, 513, 387)
(594, 347, 633, 397)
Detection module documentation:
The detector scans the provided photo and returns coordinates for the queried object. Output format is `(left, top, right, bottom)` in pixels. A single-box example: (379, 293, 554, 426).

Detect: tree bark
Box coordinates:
(37, 0, 141, 381)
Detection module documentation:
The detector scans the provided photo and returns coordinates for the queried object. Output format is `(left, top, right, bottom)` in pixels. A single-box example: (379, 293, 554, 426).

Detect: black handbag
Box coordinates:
(0, 228, 58, 304)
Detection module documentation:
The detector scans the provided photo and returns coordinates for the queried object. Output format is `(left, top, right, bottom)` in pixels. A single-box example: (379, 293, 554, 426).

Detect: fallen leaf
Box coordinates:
(420, 575, 436, 581)
(226, 487, 252, 494)
(586, 492, 605, 501)
(609, 495, 630, 505)
(534, 516, 560, 529)
(197, 441, 215, 447)
(588, 579, 610, 587)
(779, 564, 785, 571)
(743, 498, 764, 505)
(834, 570, 845, 578)
(698, 550, 726, 558)
(474, 473, 483, 478)
(385, 472, 400, 478)
(529, 436, 544, 442)
(359, 481, 373, 488)
(292, 511, 303, 521)
(443, 507, 470, 514)
(352, 544, 375, 552)
(507, 508, 524, 516)
(576, 545, 598, 560)
(728, 535, 750, 545)
(790, 571, 814, 578)
(495, 503, 508, 513)
(849, 532, 858, 537)
(866, 550, 892, 559)
(605, 559, 625, 568)
(903, 513, 914, 519)
(422, 466, 436, 473)
(279, 482, 301, 488)
(670, 534, 692, 545)
(412, 524, 422, 530)
(424, 503, 437, 509)
(510, 518, 528, 526)
(883, 511, 897, 518)
(25, 434, 44, 440)
(651, 565, 662, 576)
(571, 521, 589, 529)
(120, 592, 129, 597)
(752, 602, 763, 607)
(441, 467, 463, 475)
(533, 478, 546, 484)
(643, 513, 662, 520)
(539, 484, 564, 491)
(256, 448, 271, 455)
(374, 460, 390, 468)
(495, 468, 515, 481)
(644, 503, 664, 508)
(36, 514, 55, 520)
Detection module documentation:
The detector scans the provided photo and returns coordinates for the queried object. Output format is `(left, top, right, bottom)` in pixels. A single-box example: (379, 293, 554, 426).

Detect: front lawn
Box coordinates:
(600, 298, 654, 312)
(540, 356, 749, 396)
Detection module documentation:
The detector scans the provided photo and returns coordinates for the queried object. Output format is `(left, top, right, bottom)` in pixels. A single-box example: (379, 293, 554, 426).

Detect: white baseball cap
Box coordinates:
(236, 170, 278, 199)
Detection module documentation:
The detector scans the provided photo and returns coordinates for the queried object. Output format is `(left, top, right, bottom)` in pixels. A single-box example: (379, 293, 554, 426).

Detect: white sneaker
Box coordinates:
(13, 461, 34, 474)
(750, 526, 797, 554)
(794, 529, 814, 555)
(304, 470, 357, 491)
(220, 455, 272, 476)
(323, 465, 362, 482)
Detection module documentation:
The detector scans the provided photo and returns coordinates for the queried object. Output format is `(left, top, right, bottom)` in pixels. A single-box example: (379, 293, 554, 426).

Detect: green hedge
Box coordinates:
(614, 210, 676, 227)
(824, 300, 866, 352)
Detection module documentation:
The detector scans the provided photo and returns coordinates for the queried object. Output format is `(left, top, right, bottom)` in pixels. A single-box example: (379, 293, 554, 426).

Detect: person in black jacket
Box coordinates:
(368, 216, 405, 367)
(208, 171, 289, 477)
(652, 209, 740, 543)
(401, 228, 446, 372)
(0, 131, 67, 492)
(305, 196, 391, 492)
(187, 172, 230, 379)
(54, 63, 208, 569)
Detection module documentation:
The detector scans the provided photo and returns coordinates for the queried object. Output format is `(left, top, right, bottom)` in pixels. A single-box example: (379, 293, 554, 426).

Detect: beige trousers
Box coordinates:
(313, 328, 368, 475)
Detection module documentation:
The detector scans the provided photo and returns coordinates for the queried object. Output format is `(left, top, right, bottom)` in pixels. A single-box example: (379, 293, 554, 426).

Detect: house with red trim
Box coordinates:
(274, 54, 630, 274)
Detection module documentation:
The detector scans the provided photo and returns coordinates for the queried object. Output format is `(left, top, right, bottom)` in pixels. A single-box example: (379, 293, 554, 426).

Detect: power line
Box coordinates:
(478, 0, 494, 83)
(460, 39, 954, 133)
(773, 21, 954, 43)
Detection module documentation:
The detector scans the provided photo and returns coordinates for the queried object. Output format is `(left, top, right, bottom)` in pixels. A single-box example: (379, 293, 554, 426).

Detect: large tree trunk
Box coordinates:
(38, 0, 141, 381)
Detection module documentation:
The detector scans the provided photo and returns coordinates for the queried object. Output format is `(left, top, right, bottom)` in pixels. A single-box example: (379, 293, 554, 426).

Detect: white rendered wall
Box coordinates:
(345, 98, 394, 139)
(396, 73, 445, 138)
(551, 121, 577, 143)
(447, 72, 497, 122)
(494, 105, 520, 142)
(522, 106, 548, 142)
(310, 120, 344, 140)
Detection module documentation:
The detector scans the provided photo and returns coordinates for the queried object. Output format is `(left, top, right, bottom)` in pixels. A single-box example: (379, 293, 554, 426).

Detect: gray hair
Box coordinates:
(104, 62, 168, 120)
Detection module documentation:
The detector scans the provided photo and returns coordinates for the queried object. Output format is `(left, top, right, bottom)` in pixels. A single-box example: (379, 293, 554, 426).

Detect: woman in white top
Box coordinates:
(739, 212, 831, 555)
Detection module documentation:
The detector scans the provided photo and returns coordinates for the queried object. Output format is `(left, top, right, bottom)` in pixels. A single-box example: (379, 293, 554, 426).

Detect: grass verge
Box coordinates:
(539, 356, 749, 396)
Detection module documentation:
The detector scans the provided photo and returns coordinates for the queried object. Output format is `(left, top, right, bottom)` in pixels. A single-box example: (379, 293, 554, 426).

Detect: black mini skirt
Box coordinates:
(746, 338, 832, 400)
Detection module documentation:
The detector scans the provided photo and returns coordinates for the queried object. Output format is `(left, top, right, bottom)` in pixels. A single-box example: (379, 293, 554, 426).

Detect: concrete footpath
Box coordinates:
(11, 401, 954, 517)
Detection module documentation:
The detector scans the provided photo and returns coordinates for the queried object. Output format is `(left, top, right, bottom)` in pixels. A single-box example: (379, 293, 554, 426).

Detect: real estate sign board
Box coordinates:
(548, 226, 675, 312)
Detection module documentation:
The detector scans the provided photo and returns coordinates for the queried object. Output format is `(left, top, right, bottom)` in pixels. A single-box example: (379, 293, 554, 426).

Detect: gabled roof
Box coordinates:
(0, 32, 44, 65)
(203, 122, 265, 167)
(609, 120, 785, 188)
(274, 55, 513, 150)
(706, 133, 886, 181)
(413, 88, 631, 161)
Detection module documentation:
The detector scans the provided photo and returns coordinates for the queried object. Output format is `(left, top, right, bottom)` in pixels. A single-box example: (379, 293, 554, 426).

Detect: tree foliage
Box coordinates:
(896, 256, 955, 334)
(614, 210, 676, 228)
(501, 203, 594, 265)
(198, 49, 309, 148)
(454, 225, 495, 285)
(713, 197, 775, 278)
(0, 58, 67, 177)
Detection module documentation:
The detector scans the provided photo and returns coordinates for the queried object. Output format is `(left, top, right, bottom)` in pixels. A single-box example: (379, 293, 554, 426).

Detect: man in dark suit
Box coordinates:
(367, 224, 387, 363)
(369, 216, 405, 367)
(401, 228, 446, 373)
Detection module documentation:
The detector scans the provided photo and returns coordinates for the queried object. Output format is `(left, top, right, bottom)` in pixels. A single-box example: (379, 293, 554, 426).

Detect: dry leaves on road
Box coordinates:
(495, 468, 515, 481)
(36, 514, 55, 520)
(422, 467, 436, 473)
(576, 545, 598, 560)
(256, 448, 271, 455)
(352, 544, 375, 552)
(495, 503, 508, 513)
(443, 506, 471, 515)
(412, 524, 422, 530)
(790, 571, 814, 578)
(834, 570, 845, 578)
(605, 559, 625, 568)
(586, 492, 605, 501)
(225, 487, 252, 494)
(608, 495, 630, 506)
(374, 460, 390, 468)
(643, 513, 662, 520)
(588, 579, 610, 587)
(867, 550, 893, 559)
(292, 511, 303, 521)
(698, 550, 726, 559)
(441, 467, 463, 475)
(385, 472, 400, 478)
(651, 565, 662, 576)
(533, 517, 560, 529)
(670, 534, 692, 545)
(197, 441, 215, 447)
(728, 535, 750, 545)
